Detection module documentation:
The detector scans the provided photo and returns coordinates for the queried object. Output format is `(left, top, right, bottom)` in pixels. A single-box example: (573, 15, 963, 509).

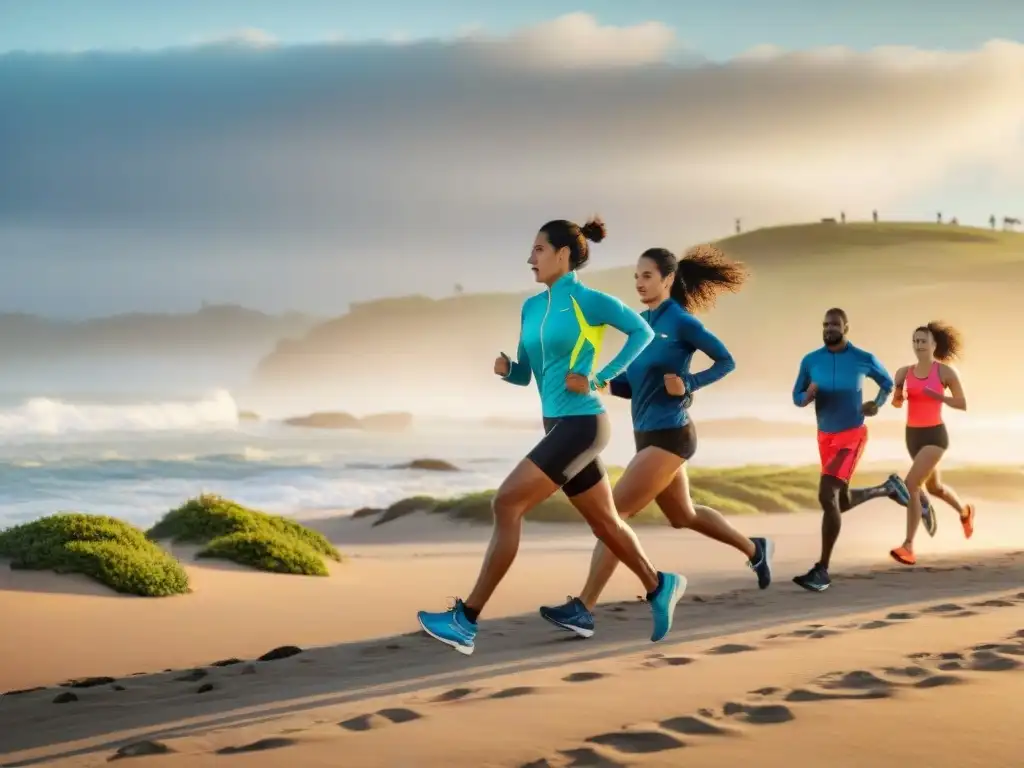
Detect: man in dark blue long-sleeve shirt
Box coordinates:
(791, 308, 911, 592)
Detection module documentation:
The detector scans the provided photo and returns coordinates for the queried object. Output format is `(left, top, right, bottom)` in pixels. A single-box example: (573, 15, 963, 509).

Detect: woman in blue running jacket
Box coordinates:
(540, 245, 774, 640)
(417, 218, 686, 655)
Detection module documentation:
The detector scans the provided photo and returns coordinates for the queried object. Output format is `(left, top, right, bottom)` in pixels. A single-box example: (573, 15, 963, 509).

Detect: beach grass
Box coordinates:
(361, 463, 1024, 526)
(0, 514, 191, 596)
(147, 493, 341, 575)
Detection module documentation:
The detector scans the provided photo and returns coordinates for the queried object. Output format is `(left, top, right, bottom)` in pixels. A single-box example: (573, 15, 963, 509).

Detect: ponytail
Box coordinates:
(649, 244, 748, 313)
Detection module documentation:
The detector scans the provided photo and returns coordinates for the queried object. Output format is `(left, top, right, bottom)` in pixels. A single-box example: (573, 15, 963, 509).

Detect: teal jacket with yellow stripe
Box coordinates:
(501, 271, 655, 418)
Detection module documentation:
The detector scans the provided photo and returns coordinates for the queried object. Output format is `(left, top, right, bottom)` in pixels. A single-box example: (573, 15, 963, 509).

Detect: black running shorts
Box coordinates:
(633, 421, 697, 461)
(905, 423, 949, 457)
(527, 414, 611, 497)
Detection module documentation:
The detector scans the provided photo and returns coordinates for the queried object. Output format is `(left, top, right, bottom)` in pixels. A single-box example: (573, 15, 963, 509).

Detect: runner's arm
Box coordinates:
(676, 314, 735, 393)
(865, 352, 894, 407)
(500, 309, 532, 386)
(891, 366, 908, 406)
(580, 290, 655, 389)
(792, 356, 812, 407)
(938, 364, 967, 410)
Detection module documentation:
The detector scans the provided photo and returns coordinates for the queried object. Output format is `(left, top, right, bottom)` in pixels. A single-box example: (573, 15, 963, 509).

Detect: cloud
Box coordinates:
(464, 12, 679, 69)
(0, 13, 1023, 313)
(191, 27, 278, 48)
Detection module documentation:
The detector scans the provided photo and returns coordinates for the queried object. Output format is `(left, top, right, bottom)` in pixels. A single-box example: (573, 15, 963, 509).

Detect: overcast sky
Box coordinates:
(2, 9, 1023, 317)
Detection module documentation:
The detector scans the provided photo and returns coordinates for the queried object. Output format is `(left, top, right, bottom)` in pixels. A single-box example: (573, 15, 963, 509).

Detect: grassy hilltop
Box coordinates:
(251, 222, 1024, 410)
(354, 462, 1024, 526)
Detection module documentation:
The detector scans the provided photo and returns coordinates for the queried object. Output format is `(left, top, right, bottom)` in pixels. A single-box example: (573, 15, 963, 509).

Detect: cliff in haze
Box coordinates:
(0, 304, 322, 359)
(250, 223, 1024, 413)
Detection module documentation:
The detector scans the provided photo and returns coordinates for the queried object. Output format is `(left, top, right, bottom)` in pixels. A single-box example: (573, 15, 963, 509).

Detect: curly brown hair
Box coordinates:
(917, 321, 964, 362)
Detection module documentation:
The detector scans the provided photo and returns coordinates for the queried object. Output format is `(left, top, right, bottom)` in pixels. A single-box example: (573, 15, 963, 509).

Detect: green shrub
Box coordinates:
(198, 531, 329, 576)
(0, 513, 190, 596)
(149, 494, 339, 559)
(148, 494, 341, 575)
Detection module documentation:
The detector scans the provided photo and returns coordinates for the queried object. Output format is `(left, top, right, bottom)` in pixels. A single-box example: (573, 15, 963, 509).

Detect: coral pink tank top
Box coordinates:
(905, 362, 944, 428)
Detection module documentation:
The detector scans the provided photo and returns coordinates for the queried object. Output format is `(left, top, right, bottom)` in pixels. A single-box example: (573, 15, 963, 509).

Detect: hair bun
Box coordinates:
(579, 217, 607, 244)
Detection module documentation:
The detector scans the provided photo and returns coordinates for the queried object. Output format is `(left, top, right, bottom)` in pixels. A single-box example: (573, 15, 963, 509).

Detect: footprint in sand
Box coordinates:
(963, 650, 1022, 672)
(520, 749, 622, 767)
(216, 737, 296, 755)
(785, 628, 818, 637)
(970, 599, 1016, 608)
(886, 612, 917, 620)
(859, 620, 894, 630)
(562, 671, 607, 683)
(882, 665, 931, 680)
(921, 603, 964, 614)
(62, 676, 116, 689)
(642, 655, 695, 669)
(659, 714, 734, 737)
(718, 701, 795, 725)
(783, 670, 896, 702)
(706, 643, 758, 655)
(257, 645, 304, 662)
(585, 730, 685, 754)
(808, 629, 841, 639)
(912, 674, 965, 689)
(490, 686, 539, 700)
(431, 687, 479, 703)
(110, 740, 173, 760)
(339, 708, 424, 732)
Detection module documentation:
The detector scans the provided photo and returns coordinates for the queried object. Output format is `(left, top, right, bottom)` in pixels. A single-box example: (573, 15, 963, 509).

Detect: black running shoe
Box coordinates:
(793, 563, 831, 592)
(748, 537, 774, 589)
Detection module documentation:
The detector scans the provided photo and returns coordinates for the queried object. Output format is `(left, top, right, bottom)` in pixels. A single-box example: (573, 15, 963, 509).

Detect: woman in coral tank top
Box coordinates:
(889, 322, 973, 565)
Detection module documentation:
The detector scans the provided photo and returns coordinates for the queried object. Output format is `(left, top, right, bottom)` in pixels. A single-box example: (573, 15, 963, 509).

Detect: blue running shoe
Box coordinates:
(648, 572, 687, 642)
(417, 598, 476, 656)
(748, 537, 774, 589)
(885, 473, 911, 507)
(919, 492, 937, 537)
(793, 563, 831, 592)
(885, 474, 936, 536)
(539, 596, 595, 638)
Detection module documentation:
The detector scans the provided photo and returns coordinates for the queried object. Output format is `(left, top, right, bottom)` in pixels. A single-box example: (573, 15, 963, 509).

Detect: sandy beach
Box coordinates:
(2, 499, 1023, 767)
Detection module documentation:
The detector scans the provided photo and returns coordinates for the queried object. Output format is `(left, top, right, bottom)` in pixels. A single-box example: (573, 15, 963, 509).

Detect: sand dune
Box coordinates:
(2, 500, 1023, 766)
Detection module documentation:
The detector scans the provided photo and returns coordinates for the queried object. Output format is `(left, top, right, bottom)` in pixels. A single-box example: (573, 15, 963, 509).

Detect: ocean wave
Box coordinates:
(0, 390, 240, 437)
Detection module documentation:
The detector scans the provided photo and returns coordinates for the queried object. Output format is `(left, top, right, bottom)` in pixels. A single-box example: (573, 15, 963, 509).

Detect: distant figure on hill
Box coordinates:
(990, 214, 997, 229)
(840, 211, 846, 224)
(735, 218, 742, 234)
(887, 323, 973, 566)
(790, 308, 911, 593)
(538, 244, 773, 641)
(937, 212, 943, 224)
(416, 216, 685, 656)
(873, 210, 878, 223)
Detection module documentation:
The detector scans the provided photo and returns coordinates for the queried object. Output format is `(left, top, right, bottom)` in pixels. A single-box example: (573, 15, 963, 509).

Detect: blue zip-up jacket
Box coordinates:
(606, 299, 735, 431)
(792, 342, 893, 433)
(501, 271, 655, 418)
